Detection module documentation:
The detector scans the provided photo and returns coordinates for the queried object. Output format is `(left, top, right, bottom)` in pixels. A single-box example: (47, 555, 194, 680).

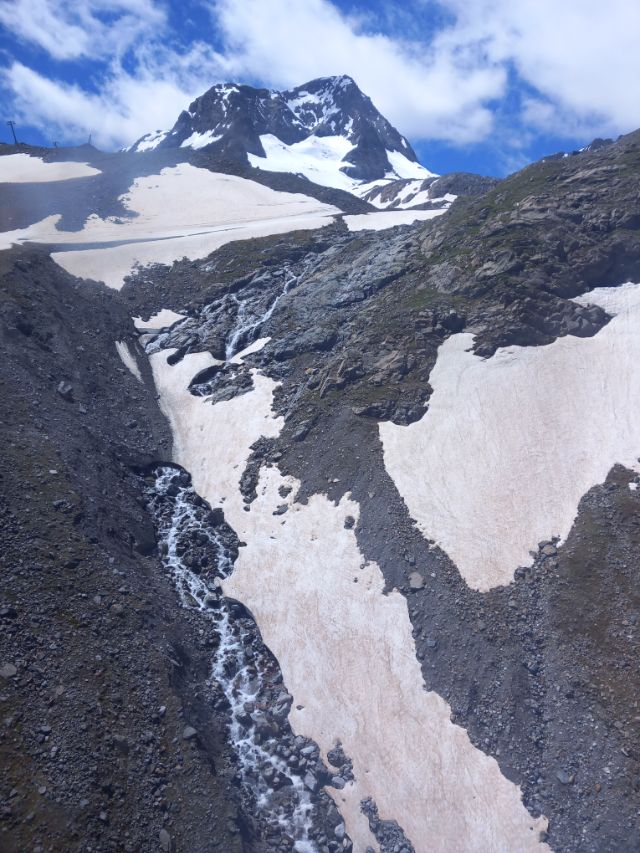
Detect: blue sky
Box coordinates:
(1, 0, 639, 176)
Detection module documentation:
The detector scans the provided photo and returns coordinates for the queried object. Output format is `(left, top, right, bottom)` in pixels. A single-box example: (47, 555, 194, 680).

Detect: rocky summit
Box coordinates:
(1, 76, 640, 853)
(131, 76, 435, 192)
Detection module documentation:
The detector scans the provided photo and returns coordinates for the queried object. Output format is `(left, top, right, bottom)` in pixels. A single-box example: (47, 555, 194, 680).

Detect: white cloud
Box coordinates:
(0, 0, 165, 61)
(435, 0, 640, 137)
(1, 0, 639, 153)
(3, 40, 230, 149)
(213, 0, 505, 143)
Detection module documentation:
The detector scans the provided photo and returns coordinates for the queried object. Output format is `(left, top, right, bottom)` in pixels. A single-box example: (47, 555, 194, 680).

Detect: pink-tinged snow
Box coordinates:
(380, 282, 640, 591)
(344, 208, 448, 232)
(133, 130, 168, 152)
(179, 130, 223, 150)
(0, 153, 100, 183)
(0, 164, 339, 288)
(151, 349, 549, 853)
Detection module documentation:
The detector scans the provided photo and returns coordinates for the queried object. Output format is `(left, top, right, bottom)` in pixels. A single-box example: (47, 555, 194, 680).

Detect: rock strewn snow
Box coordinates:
(380, 282, 640, 591)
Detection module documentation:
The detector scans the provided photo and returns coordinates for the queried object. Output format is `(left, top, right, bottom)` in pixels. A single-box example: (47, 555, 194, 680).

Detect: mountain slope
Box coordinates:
(2, 97, 640, 853)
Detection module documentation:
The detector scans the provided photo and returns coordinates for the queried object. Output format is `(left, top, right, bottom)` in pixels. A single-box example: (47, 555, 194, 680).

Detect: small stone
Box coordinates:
(182, 725, 197, 741)
(159, 828, 172, 852)
(408, 571, 425, 590)
(556, 769, 572, 785)
(56, 380, 74, 402)
(0, 664, 17, 679)
(303, 771, 319, 792)
(542, 544, 557, 557)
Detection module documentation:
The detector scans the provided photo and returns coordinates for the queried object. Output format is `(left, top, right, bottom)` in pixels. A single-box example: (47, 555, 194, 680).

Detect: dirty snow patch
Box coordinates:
(0, 154, 100, 183)
(151, 350, 550, 853)
(380, 282, 640, 591)
(344, 208, 448, 231)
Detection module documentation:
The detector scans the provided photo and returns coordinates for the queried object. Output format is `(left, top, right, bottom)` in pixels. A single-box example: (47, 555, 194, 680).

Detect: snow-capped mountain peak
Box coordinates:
(130, 76, 436, 195)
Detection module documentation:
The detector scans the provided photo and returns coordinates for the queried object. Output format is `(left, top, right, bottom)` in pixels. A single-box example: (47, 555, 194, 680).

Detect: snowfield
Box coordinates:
(344, 207, 448, 231)
(0, 153, 101, 183)
(1, 163, 339, 289)
(151, 346, 549, 853)
(249, 134, 435, 196)
(380, 282, 640, 591)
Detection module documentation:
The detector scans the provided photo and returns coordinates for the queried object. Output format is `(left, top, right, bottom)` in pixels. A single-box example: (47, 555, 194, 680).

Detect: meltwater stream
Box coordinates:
(146, 467, 348, 853)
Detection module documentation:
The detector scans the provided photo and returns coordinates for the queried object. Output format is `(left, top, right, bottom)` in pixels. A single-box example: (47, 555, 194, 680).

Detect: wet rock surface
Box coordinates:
(145, 467, 352, 852)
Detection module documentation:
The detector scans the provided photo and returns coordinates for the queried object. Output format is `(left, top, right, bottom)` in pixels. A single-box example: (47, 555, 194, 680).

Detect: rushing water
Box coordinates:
(147, 467, 334, 852)
(224, 266, 298, 361)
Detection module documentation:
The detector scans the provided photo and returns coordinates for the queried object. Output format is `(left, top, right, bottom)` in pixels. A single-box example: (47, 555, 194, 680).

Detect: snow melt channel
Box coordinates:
(380, 282, 640, 591)
(150, 348, 549, 852)
(147, 468, 327, 851)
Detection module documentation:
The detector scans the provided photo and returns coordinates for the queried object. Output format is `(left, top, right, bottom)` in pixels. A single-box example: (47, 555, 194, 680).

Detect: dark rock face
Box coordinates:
(0, 250, 246, 852)
(132, 75, 422, 182)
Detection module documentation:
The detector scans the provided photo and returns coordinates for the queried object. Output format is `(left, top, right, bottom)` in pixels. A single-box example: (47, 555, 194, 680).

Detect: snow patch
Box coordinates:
(134, 309, 186, 332)
(249, 134, 357, 192)
(386, 149, 436, 180)
(133, 130, 168, 152)
(115, 341, 143, 383)
(230, 336, 270, 364)
(0, 154, 100, 183)
(2, 164, 338, 288)
(380, 282, 640, 591)
(180, 130, 222, 150)
(344, 208, 448, 232)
